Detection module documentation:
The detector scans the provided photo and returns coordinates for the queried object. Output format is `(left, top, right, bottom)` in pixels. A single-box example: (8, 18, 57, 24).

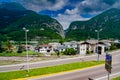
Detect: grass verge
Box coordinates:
(112, 76, 120, 80)
(0, 61, 104, 80)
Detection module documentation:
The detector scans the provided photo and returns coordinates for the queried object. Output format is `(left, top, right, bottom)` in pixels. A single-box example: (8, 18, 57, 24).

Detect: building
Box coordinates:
(35, 44, 54, 53)
(56, 45, 68, 52)
(78, 40, 105, 55)
(63, 41, 78, 50)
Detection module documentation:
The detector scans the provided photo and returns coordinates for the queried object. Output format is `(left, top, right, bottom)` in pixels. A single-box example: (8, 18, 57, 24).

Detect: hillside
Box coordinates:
(0, 2, 26, 11)
(0, 2, 64, 41)
(66, 8, 120, 41)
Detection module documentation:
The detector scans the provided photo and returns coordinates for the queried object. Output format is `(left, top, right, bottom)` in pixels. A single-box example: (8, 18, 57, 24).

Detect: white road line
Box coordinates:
(96, 72, 120, 80)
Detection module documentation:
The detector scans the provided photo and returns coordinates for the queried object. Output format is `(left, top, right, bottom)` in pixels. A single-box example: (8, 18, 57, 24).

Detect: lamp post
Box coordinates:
(23, 27, 29, 74)
(95, 29, 102, 61)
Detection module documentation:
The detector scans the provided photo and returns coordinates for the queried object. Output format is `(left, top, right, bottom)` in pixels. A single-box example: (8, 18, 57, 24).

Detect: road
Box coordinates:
(28, 50, 120, 80)
(0, 50, 120, 72)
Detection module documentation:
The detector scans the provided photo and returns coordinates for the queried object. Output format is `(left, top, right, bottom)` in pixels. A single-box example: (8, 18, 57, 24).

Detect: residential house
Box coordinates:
(78, 42, 90, 55)
(21, 44, 35, 51)
(57, 45, 68, 52)
(100, 40, 112, 50)
(63, 41, 78, 50)
(49, 42, 61, 50)
(35, 44, 54, 53)
(78, 40, 105, 55)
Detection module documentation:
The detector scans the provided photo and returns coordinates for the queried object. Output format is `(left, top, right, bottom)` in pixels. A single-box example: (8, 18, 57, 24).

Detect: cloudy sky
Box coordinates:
(0, 0, 120, 29)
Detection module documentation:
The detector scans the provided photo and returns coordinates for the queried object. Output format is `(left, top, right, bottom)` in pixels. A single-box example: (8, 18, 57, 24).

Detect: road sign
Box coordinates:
(105, 54, 112, 73)
(106, 54, 112, 61)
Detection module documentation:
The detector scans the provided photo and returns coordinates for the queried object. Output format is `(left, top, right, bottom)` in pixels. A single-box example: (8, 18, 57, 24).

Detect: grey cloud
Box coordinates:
(15, 0, 68, 12)
(102, 0, 119, 5)
(69, 0, 120, 15)
(113, 0, 120, 9)
(9, 0, 120, 13)
(76, 0, 111, 14)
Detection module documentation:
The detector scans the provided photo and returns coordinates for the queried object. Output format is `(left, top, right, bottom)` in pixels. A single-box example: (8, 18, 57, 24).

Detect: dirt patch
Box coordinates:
(0, 55, 78, 65)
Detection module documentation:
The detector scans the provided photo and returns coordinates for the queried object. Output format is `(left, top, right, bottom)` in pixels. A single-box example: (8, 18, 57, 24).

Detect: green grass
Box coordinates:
(0, 61, 104, 80)
(112, 76, 120, 80)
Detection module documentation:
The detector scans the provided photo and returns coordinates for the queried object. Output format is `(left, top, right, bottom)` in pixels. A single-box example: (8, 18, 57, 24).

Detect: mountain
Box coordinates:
(0, 2, 26, 11)
(66, 8, 120, 41)
(0, 2, 64, 41)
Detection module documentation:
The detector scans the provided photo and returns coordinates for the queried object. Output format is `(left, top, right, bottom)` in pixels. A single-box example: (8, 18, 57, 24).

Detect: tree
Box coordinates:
(110, 43, 117, 50)
(0, 41, 3, 53)
(17, 44, 23, 53)
(54, 49, 60, 57)
(59, 38, 65, 45)
(4, 41, 14, 53)
(63, 48, 77, 55)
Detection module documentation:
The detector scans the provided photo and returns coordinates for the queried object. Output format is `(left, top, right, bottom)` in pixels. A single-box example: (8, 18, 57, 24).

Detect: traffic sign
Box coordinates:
(105, 54, 112, 73)
(106, 54, 112, 61)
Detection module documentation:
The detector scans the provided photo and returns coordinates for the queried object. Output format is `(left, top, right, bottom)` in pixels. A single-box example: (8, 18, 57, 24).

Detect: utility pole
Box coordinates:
(105, 53, 112, 80)
(23, 27, 29, 74)
(95, 29, 102, 61)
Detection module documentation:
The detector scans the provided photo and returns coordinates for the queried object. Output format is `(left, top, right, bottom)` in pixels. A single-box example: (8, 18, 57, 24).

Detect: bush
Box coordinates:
(86, 50, 93, 55)
(0, 42, 3, 53)
(17, 45, 23, 53)
(110, 43, 117, 50)
(63, 48, 77, 55)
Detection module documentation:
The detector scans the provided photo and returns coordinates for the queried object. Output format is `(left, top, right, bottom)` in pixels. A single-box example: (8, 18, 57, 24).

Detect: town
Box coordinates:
(0, 0, 120, 80)
(1, 39, 120, 56)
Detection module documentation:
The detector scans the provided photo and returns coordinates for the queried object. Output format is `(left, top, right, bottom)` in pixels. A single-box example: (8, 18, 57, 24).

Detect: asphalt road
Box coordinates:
(28, 50, 120, 80)
(0, 55, 96, 72)
(0, 50, 120, 73)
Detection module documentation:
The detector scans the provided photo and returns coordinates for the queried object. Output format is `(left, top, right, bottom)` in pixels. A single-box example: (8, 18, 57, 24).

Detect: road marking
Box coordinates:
(96, 72, 120, 80)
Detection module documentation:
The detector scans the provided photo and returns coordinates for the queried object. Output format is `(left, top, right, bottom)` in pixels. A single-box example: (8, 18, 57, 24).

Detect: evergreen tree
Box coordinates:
(17, 44, 23, 53)
(0, 41, 3, 53)
(59, 38, 65, 45)
(4, 41, 13, 53)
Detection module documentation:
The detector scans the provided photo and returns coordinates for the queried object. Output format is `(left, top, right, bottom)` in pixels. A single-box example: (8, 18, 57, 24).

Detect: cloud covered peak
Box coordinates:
(1, 0, 120, 29)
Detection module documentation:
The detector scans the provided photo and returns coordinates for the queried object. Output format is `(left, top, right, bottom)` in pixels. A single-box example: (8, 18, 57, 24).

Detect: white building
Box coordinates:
(49, 42, 61, 50)
(57, 45, 68, 52)
(78, 40, 105, 55)
(78, 42, 90, 55)
(63, 41, 78, 50)
(35, 44, 54, 53)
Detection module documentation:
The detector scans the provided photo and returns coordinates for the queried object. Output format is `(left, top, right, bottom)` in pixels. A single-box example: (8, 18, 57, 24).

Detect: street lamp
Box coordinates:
(95, 29, 102, 61)
(23, 27, 29, 73)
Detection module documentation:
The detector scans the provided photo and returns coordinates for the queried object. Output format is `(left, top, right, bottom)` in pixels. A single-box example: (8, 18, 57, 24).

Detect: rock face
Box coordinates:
(0, 2, 65, 41)
(66, 8, 120, 40)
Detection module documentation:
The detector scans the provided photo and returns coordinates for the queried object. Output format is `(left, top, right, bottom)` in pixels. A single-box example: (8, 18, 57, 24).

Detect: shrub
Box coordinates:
(63, 48, 77, 55)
